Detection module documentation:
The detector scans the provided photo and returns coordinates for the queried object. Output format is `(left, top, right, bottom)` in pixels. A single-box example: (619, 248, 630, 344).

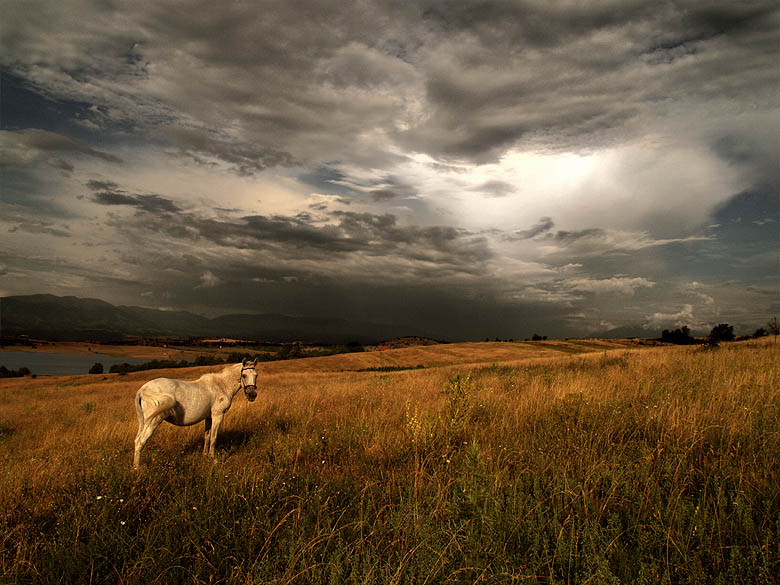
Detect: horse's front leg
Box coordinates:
(208, 411, 225, 459)
(202, 417, 212, 455)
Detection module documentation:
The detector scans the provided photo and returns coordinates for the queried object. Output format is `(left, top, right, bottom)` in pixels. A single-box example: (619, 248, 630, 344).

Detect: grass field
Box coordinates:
(1, 339, 778, 584)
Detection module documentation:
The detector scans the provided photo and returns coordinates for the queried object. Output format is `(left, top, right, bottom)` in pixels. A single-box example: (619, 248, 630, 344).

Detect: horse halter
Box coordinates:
(240, 365, 257, 391)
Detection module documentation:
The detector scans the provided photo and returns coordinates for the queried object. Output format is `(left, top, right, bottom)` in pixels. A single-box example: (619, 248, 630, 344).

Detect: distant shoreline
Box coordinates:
(0, 340, 210, 360)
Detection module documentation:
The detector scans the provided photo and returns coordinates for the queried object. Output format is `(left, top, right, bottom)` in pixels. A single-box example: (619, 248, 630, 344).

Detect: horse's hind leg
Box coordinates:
(133, 395, 176, 469)
(202, 418, 212, 455)
(134, 400, 172, 470)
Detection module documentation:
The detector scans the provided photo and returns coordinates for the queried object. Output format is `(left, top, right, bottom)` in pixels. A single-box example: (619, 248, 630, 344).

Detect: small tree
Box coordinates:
(662, 326, 694, 345)
(768, 317, 779, 343)
(709, 323, 734, 344)
(752, 327, 767, 339)
(279, 343, 303, 360)
(89, 362, 104, 374)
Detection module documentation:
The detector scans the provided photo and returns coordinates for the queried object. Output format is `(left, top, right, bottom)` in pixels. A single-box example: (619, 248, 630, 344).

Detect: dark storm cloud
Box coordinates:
(86, 180, 121, 192)
(161, 127, 297, 176)
(705, 185, 780, 278)
(0, 169, 80, 219)
(229, 210, 491, 267)
(217, 214, 360, 252)
(473, 180, 517, 198)
(86, 197, 506, 337)
(331, 211, 487, 264)
(21, 130, 120, 162)
(297, 165, 353, 195)
(536, 227, 717, 276)
(407, 0, 779, 158)
(713, 186, 779, 226)
(0, 128, 121, 168)
(370, 189, 401, 202)
(1, 1, 778, 339)
(93, 192, 182, 214)
(298, 165, 419, 203)
(3, 1, 777, 166)
(551, 229, 608, 244)
(508, 217, 554, 240)
(711, 131, 780, 186)
(108, 248, 570, 340)
(369, 178, 418, 202)
(87, 180, 182, 214)
(8, 219, 71, 238)
(47, 158, 75, 173)
(4, 1, 381, 170)
(0, 71, 103, 139)
(103, 194, 491, 276)
(420, 0, 656, 41)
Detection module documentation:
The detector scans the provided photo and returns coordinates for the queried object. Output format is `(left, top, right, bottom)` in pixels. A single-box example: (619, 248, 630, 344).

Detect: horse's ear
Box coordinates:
(253, 357, 259, 367)
(242, 358, 248, 366)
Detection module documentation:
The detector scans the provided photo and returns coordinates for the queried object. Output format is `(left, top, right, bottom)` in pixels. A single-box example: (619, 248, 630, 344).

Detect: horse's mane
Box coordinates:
(196, 362, 241, 386)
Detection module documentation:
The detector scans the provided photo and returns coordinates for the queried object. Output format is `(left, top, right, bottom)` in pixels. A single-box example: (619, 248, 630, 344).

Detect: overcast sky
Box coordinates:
(1, 0, 778, 340)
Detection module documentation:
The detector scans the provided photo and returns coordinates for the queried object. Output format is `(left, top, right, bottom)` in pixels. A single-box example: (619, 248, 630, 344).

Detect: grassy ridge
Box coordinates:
(1, 340, 778, 583)
(257, 339, 640, 373)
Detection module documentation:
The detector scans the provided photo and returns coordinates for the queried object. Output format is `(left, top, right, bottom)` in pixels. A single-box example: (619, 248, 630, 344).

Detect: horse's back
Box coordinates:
(138, 376, 213, 426)
(139, 376, 196, 395)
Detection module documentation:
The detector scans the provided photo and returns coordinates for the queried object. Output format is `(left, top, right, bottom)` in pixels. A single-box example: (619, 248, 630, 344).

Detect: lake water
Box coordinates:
(0, 351, 150, 376)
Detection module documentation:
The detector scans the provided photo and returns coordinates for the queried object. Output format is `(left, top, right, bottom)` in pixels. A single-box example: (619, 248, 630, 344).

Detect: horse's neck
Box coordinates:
(212, 363, 242, 397)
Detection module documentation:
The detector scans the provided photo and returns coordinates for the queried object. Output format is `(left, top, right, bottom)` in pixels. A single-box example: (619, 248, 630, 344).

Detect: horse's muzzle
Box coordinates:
(245, 386, 257, 402)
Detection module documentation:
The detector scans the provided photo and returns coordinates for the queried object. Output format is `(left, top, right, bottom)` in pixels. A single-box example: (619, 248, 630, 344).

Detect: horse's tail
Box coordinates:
(135, 390, 144, 428)
(136, 388, 176, 426)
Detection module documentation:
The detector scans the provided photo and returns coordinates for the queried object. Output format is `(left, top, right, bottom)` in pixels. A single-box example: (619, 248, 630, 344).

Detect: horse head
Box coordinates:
(240, 357, 259, 402)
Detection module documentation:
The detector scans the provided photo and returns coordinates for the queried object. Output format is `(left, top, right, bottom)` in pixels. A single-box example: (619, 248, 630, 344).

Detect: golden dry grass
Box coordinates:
(1, 338, 778, 583)
(0, 339, 637, 496)
(242, 339, 639, 373)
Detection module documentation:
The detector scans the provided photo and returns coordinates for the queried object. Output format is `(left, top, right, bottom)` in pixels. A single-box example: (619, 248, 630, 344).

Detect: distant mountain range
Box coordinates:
(0, 294, 426, 343)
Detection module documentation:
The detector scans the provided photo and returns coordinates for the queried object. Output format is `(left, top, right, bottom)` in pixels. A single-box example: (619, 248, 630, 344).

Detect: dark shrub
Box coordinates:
(709, 323, 734, 344)
(661, 326, 695, 345)
(0, 365, 31, 378)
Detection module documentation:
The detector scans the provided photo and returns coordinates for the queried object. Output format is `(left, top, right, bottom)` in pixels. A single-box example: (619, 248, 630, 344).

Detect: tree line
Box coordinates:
(101, 352, 274, 375)
(661, 317, 778, 346)
(92, 343, 367, 375)
(0, 365, 32, 378)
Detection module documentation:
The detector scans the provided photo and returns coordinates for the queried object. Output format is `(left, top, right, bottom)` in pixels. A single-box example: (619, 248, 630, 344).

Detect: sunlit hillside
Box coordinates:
(258, 338, 642, 373)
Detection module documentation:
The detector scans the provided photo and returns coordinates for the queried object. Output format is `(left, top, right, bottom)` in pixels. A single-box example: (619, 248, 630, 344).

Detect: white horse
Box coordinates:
(133, 358, 259, 469)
